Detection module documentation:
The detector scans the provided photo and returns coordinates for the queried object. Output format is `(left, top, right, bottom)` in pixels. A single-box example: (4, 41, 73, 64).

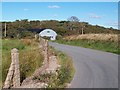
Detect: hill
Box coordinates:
(1, 19, 120, 38)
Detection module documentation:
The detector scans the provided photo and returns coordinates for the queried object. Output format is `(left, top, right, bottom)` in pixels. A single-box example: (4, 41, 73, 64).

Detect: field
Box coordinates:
(2, 39, 44, 86)
(56, 34, 119, 54)
(64, 34, 118, 42)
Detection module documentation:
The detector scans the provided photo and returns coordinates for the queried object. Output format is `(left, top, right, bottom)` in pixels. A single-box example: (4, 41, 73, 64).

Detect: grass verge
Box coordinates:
(55, 39, 119, 54)
(33, 46, 75, 88)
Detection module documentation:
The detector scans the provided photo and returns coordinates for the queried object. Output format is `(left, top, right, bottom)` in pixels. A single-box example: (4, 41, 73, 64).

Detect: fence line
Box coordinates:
(3, 38, 50, 88)
(33, 38, 49, 77)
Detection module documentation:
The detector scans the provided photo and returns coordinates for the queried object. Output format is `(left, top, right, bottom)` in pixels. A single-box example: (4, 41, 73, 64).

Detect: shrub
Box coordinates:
(56, 35, 63, 40)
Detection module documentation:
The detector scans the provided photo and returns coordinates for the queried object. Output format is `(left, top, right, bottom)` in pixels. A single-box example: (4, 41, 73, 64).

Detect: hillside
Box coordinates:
(1, 19, 120, 38)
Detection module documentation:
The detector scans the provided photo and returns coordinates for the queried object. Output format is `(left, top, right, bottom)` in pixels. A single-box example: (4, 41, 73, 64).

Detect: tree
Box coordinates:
(68, 16, 80, 22)
(67, 16, 80, 31)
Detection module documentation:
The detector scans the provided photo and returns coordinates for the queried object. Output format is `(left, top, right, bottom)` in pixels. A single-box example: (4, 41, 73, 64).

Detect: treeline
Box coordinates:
(1, 18, 120, 38)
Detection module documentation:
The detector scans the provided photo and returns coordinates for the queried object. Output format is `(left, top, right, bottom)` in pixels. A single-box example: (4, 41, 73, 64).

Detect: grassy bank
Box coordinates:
(33, 46, 75, 88)
(2, 39, 44, 85)
(55, 39, 119, 54)
(49, 47, 75, 88)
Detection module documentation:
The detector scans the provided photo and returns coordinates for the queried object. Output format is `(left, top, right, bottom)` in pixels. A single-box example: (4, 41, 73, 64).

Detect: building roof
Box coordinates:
(39, 29, 57, 37)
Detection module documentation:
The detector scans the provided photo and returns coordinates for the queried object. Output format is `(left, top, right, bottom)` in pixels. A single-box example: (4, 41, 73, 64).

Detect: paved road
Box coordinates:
(49, 42, 118, 88)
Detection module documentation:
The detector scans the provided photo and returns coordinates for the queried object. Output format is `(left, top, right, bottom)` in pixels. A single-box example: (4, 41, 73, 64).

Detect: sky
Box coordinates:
(1, 2, 119, 29)
(2, 0, 120, 2)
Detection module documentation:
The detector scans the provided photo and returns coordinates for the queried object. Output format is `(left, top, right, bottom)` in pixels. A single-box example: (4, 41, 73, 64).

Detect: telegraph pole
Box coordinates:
(82, 25, 85, 35)
(4, 22, 7, 37)
(82, 27, 83, 35)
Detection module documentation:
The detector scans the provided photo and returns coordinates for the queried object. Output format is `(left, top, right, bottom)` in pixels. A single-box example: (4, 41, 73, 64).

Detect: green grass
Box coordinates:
(2, 39, 25, 51)
(2, 39, 44, 86)
(55, 39, 119, 54)
(56, 51, 75, 88)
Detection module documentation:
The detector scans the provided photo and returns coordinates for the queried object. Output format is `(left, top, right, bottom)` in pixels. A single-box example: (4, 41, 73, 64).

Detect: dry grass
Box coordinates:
(56, 34, 119, 54)
(64, 34, 118, 42)
(20, 39, 32, 46)
(2, 39, 44, 85)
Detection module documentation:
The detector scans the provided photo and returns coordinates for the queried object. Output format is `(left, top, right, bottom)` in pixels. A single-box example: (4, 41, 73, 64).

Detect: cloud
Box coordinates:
(48, 5, 60, 8)
(23, 8, 29, 11)
(89, 13, 102, 19)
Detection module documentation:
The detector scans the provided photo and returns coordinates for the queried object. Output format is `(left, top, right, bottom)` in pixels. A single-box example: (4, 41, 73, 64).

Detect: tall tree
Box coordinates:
(67, 16, 80, 31)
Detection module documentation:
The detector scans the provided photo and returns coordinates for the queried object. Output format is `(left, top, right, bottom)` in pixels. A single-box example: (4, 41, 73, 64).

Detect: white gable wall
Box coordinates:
(39, 29, 57, 40)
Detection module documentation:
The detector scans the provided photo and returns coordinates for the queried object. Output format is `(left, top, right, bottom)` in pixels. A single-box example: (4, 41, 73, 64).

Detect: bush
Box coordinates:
(56, 35, 63, 40)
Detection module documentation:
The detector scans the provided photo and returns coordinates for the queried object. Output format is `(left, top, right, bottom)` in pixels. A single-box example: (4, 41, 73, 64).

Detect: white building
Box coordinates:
(39, 29, 57, 40)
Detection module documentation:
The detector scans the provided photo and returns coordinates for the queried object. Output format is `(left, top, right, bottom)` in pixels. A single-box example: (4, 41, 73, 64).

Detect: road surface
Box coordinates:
(49, 42, 118, 88)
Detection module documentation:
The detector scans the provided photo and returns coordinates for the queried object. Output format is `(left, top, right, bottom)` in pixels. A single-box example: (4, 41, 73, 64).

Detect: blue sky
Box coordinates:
(2, 0, 120, 2)
(2, 2, 118, 29)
